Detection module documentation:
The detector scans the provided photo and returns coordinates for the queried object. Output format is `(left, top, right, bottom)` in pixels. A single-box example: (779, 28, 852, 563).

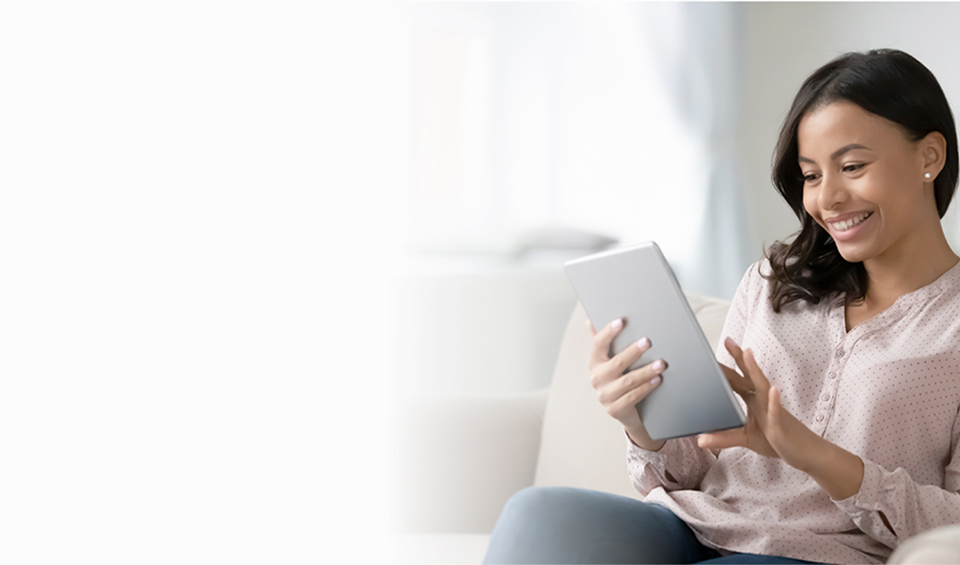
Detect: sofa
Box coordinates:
(393, 294, 960, 564)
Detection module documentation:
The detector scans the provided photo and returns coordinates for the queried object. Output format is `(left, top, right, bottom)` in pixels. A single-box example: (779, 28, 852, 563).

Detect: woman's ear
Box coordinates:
(921, 131, 947, 181)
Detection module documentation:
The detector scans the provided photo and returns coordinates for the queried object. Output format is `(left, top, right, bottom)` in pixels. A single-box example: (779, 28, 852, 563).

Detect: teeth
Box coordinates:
(831, 212, 871, 232)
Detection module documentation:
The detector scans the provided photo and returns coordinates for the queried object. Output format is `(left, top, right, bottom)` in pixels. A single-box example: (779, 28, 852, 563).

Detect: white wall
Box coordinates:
(737, 3, 960, 253)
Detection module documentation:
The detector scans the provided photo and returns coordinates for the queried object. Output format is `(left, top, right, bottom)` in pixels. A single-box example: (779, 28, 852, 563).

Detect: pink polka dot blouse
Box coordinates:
(628, 259, 960, 565)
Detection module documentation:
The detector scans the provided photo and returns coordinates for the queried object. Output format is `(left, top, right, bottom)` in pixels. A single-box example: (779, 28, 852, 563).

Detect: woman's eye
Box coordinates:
(843, 163, 865, 173)
(802, 173, 819, 183)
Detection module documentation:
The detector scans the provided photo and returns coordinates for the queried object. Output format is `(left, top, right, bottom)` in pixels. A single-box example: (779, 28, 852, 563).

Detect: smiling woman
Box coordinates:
(767, 50, 960, 314)
(484, 48, 960, 565)
(795, 100, 956, 330)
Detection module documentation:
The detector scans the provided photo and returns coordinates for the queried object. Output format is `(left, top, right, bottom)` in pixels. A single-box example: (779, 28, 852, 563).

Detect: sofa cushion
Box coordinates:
(533, 293, 731, 498)
(394, 390, 548, 534)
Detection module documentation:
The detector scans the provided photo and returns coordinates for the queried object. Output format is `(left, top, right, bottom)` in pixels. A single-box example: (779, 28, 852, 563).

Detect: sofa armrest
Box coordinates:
(393, 389, 548, 534)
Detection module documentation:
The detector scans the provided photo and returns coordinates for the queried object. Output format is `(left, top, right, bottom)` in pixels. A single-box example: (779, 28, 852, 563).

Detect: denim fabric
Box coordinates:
(483, 487, 825, 565)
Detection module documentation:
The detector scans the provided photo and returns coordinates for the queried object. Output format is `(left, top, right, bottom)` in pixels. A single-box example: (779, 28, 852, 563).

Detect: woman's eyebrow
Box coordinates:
(798, 143, 873, 164)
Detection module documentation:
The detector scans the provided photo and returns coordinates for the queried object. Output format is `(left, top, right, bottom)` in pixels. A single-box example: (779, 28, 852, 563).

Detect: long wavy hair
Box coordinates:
(766, 49, 959, 312)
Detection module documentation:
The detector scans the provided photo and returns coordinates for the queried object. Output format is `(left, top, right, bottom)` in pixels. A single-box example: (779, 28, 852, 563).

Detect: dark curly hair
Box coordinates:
(766, 49, 959, 312)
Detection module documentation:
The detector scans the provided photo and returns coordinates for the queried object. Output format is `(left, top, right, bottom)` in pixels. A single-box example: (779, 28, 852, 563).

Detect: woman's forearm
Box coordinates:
(797, 434, 865, 501)
(625, 425, 666, 452)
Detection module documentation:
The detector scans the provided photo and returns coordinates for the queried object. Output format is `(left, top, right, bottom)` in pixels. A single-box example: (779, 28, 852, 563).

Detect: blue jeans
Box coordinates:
(483, 487, 825, 564)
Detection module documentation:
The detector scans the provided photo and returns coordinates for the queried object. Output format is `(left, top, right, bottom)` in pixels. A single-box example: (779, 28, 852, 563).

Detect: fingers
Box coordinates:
(599, 359, 666, 404)
(742, 348, 771, 395)
(724, 338, 771, 403)
(719, 362, 753, 397)
(584, 317, 664, 429)
(590, 334, 655, 388)
(724, 337, 749, 376)
(605, 368, 663, 418)
(588, 318, 652, 372)
(698, 427, 748, 450)
(588, 317, 625, 368)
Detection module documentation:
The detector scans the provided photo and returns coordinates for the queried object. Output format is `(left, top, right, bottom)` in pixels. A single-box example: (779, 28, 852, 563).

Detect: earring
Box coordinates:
(925, 173, 932, 179)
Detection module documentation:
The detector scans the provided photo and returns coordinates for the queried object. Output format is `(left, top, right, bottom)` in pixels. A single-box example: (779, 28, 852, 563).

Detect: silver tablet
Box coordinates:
(563, 241, 746, 441)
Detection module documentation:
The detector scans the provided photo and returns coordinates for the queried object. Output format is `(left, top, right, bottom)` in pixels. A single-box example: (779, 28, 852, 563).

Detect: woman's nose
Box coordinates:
(817, 173, 848, 210)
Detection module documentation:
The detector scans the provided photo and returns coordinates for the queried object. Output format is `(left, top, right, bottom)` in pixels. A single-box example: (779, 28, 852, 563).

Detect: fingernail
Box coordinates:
(651, 375, 662, 386)
(652, 360, 664, 372)
(611, 318, 623, 330)
(636, 337, 650, 349)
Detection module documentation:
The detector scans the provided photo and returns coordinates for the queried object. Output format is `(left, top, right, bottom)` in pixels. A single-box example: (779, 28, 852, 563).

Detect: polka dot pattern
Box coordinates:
(626, 260, 960, 565)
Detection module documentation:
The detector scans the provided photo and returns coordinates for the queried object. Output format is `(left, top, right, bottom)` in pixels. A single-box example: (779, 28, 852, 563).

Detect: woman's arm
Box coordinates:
(700, 337, 960, 548)
(625, 425, 665, 453)
(831, 408, 960, 548)
(797, 431, 864, 500)
(699, 338, 865, 493)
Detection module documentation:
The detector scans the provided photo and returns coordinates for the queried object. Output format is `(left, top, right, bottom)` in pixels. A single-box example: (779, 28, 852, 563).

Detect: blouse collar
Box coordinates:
(833, 258, 960, 338)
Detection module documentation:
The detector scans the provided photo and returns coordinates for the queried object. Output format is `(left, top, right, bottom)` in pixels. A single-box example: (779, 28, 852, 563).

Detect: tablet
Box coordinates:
(563, 241, 746, 440)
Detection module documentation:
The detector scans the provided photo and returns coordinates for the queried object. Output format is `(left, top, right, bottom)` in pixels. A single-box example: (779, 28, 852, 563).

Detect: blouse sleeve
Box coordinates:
(627, 435, 717, 495)
(625, 263, 761, 495)
(833, 408, 960, 549)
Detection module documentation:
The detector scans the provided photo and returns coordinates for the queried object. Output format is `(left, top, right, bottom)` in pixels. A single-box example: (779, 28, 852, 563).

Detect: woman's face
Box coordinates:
(797, 101, 935, 265)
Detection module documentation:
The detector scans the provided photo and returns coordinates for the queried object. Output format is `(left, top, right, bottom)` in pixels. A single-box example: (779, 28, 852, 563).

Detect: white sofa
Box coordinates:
(393, 295, 960, 564)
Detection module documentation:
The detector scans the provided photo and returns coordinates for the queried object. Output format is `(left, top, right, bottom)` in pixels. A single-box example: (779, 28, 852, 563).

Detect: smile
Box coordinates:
(828, 212, 873, 232)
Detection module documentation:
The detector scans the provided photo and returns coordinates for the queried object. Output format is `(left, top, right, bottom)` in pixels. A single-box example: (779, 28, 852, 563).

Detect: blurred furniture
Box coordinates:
(395, 254, 579, 396)
(393, 294, 960, 564)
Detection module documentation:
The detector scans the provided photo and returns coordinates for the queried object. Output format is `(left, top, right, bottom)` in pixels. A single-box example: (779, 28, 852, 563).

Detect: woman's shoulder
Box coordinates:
(726, 260, 771, 322)
(733, 259, 774, 301)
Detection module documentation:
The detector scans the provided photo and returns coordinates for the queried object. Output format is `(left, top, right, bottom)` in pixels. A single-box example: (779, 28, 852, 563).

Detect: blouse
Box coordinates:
(628, 259, 960, 564)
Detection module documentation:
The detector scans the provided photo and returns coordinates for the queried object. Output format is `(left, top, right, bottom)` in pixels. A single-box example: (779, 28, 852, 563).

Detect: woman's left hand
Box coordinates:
(698, 337, 821, 471)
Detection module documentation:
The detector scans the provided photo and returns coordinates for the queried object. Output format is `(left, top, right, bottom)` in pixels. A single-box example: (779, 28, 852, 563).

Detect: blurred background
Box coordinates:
(391, 2, 960, 560)
(7, 2, 960, 564)
(393, 2, 960, 397)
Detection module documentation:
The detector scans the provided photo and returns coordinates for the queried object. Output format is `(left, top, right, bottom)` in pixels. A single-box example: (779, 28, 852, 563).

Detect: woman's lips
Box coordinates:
(826, 211, 873, 241)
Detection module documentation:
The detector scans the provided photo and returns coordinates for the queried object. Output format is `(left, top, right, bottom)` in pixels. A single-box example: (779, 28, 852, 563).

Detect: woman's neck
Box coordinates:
(860, 226, 959, 309)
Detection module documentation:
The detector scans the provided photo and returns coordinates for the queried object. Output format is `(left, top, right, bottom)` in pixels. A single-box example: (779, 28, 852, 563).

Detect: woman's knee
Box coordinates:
(495, 486, 635, 536)
(498, 486, 657, 528)
(498, 486, 574, 522)
(486, 487, 712, 564)
(490, 487, 647, 552)
(486, 487, 607, 564)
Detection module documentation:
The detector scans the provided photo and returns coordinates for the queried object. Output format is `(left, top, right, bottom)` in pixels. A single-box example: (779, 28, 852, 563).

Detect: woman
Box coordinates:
(483, 49, 960, 565)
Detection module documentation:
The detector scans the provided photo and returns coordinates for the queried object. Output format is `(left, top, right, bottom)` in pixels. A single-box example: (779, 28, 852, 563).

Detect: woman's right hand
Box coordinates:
(587, 318, 667, 450)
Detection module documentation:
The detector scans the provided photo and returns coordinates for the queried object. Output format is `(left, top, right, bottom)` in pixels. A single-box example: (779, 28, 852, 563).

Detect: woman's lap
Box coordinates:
(482, 486, 823, 565)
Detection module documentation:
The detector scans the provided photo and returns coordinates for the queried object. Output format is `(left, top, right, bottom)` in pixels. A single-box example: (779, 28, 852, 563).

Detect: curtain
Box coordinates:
(637, 2, 754, 298)
(410, 2, 755, 298)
